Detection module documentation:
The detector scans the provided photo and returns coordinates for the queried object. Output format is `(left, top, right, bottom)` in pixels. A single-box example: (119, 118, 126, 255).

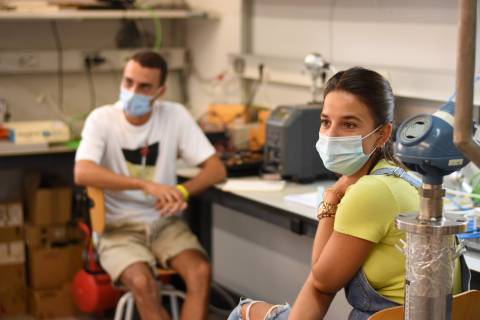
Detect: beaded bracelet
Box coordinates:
(316, 201, 338, 220)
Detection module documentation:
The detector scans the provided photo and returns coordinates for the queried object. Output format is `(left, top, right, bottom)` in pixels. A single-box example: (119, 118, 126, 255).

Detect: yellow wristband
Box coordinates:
(176, 184, 189, 201)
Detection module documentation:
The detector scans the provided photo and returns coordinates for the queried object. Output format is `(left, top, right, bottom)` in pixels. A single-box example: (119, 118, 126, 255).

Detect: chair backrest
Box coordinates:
(452, 290, 480, 319)
(368, 306, 403, 320)
(86, 187, 105, 236)
(368, 290, 480, 320)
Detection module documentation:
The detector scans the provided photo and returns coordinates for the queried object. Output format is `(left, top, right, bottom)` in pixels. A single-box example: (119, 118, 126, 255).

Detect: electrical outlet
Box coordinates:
(18, 55, 38, 69)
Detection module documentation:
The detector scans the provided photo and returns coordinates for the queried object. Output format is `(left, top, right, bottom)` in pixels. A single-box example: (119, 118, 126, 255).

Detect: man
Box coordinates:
(74, 51, 226, 320)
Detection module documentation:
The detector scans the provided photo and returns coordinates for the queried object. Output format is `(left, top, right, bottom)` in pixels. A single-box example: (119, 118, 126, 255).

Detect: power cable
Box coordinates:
(84, 62, 96, 111)
(50, 21, 64, 112)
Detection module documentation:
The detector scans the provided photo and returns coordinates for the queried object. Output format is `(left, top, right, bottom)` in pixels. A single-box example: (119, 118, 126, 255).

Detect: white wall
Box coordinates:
(185, 0, 243, 118)
(246, 0, 474, 115)
(252, 0, 458, 68)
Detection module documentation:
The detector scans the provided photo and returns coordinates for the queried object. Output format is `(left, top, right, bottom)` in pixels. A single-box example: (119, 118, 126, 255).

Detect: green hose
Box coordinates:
(136, 4, 163, 50)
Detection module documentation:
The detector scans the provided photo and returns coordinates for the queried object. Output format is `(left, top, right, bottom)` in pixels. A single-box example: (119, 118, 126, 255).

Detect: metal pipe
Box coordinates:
(419, 184, 445, 221)
(454, 0, 480, 166)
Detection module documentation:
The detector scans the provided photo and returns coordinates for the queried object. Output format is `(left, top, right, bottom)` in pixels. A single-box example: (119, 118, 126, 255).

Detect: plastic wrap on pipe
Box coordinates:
(405, 233, 456, 297)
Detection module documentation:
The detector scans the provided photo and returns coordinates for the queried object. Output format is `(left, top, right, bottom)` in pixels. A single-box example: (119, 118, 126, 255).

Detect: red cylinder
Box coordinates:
(71, 269, 122, 313)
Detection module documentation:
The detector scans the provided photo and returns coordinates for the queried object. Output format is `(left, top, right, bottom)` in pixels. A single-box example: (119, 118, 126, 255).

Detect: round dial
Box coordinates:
(398, 114, 433, 145)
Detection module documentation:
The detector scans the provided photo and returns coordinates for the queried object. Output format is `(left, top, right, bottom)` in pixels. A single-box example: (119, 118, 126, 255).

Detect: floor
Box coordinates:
(4, 312, 226, 320)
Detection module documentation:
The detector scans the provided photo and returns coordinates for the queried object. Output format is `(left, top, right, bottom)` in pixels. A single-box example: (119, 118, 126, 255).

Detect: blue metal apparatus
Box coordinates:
(394, 100, 477, 319)
(396, 101, 471, 185)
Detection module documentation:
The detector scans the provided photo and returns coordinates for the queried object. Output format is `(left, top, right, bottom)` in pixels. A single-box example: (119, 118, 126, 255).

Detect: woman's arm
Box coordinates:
(311, 231, 373, 293)
(291, 170, 374, 319)
(311, 189, 341, 264)
(291, 232, 374, 319)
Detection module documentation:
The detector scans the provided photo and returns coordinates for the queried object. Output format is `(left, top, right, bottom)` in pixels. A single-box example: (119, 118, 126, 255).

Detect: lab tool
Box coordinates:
(262, 53, 333, 183)
(5, 120, 70, 144)
(263, 104, 330, 182)
(395, 99, 475, 319)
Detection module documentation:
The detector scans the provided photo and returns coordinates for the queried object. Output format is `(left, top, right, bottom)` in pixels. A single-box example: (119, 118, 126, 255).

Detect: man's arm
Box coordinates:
(181, 155, 226, 196)
(74, 160, 145, 190)
(74, 160, 183, 203)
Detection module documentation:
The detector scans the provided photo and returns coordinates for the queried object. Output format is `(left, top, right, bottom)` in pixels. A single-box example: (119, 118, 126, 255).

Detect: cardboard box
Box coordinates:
(69, 243, 83, 277)
(0, 241, 25, 265)
(0, 286, 27, 316)
(28, 188, 72, 226)
(0, 202, 23, 227)
(7, 203, 24, 226)
(0, 264, 26, 289)
(28, 244, 83, 290)
(28, 245, 71, 290)
(28, 284, 75, 319)
(25, 224, 82, 247)
(0, 226, 24, 242)
(0, 204, 7, 226)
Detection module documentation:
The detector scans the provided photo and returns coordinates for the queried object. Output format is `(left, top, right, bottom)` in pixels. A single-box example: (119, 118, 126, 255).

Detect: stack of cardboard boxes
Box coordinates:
(0, 202, 26, 316)
(25, 186, 83, 319)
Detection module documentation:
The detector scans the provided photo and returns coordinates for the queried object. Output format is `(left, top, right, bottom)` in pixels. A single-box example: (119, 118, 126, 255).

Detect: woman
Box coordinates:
(228, 67, 463, 320)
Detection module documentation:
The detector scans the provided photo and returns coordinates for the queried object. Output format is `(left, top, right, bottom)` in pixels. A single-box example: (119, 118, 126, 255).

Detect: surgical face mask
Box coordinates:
(119, 88, 152, 117)
(315, 126, 381, 176)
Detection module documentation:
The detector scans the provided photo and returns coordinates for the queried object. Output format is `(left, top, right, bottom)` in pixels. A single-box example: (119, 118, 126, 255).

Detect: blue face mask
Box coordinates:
(315, 126, 381, 176)
(119, 88, 152, 117)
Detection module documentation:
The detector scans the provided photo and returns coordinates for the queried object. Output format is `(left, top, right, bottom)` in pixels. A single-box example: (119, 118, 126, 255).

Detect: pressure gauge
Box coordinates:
(397, 114, 433, 146)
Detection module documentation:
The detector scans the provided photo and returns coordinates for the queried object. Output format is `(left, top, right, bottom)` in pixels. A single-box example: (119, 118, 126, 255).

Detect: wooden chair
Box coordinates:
(86, 187, 185, 320)
(368, 290, 480, 320)
(368, 305, 403, 320)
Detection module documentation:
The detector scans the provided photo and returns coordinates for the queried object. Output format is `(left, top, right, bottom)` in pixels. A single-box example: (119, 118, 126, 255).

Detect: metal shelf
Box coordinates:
(0, 8, 217, 20)
(230, 53, 480, 104)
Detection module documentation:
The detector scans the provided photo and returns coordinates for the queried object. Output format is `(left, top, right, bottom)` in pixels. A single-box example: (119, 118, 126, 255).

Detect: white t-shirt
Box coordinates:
(75, 100, 216, 224)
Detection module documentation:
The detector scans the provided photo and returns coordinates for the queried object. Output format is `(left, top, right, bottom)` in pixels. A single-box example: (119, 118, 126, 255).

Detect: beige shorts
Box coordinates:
(97, 216, 207, 283)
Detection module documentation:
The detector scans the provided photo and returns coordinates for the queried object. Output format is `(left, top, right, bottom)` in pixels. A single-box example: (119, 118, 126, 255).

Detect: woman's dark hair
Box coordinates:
(323, 67, 402, 167)
(129, 51, 168, 86)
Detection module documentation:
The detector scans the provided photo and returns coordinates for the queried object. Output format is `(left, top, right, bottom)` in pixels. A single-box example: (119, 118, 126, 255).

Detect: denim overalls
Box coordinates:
(228, 167, 471, 320)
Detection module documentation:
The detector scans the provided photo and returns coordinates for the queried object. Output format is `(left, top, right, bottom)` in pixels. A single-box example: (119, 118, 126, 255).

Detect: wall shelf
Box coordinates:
(230, 54, 480, 105)
(0, 8, 218, 20)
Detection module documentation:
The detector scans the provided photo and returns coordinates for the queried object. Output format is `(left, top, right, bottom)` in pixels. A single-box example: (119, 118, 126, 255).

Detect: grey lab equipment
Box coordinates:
(263, 104, 331, 182)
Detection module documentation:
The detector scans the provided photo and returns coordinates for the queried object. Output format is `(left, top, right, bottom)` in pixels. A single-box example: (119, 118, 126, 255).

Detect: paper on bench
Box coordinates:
(222, 180, 286, 191)
(284, 192, 321, 208)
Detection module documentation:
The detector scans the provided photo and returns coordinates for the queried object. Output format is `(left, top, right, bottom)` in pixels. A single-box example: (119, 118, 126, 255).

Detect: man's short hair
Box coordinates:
(129, 51, 168, 86)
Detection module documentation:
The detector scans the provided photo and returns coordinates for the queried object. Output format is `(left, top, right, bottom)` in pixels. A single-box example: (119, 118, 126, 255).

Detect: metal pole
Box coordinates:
(454, 0, 480, 166)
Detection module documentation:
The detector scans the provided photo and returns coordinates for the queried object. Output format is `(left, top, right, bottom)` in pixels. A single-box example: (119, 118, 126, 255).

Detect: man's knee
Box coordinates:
(192, 259, 211, 281)
(121, 263, 157, 294)
(184, 259, 211, 288)
(131, 273, 157, 293)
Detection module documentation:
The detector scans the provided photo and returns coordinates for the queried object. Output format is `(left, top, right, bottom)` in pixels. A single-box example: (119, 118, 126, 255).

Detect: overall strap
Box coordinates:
(371, 167, 422, 189)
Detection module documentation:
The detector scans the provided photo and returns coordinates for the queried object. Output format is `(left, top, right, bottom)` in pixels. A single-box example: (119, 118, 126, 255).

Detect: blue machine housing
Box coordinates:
(395, 101, 472, 184)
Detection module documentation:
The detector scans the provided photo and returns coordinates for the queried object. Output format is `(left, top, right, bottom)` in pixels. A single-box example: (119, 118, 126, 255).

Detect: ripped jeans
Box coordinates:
(227, 298, 291, 320)
(227, 268, 399, 320)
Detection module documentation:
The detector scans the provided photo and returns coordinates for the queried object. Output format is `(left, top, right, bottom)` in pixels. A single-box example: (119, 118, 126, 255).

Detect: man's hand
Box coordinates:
(142, 181, 187, 216)
(155, 199, 188, 216)
(143, 181, 183, 202)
